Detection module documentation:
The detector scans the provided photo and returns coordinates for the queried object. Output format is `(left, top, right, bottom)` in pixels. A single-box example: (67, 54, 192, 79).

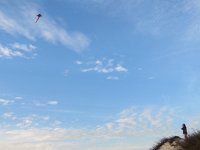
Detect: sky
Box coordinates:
(1, 0, 200, 149)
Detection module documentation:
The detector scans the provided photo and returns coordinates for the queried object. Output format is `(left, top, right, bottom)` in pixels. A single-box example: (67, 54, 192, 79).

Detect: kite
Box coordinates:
(35, 14, 42, 23)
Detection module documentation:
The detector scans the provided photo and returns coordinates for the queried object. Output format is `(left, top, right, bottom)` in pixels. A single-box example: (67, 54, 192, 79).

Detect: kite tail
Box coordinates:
(35, 17, 39, 23)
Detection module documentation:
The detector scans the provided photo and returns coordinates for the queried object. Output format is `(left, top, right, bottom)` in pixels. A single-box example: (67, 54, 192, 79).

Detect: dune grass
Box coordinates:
(150, 136, 181, 150)
(180, 131, 200, 150)
(150, 131, 200, 150)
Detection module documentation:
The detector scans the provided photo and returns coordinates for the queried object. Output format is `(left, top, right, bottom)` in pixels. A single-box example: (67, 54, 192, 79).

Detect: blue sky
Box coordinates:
(1, 0, 200, 149)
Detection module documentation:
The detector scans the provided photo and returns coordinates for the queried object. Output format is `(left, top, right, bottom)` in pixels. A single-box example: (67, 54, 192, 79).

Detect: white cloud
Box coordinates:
(95, 60, 103, 65)
(16, 118, 33, 128)
(0, 2, 90, 52)
(11, 43, 36, 52)
(12, 114, 51, 129)
(34, 100, 59, 107)
(81, 67, 114, 73)
(95, 106, 178, 139)
(80, 58, 128, 75)
(2, 112, 16, 120)
(15, 96, 23, 100)
(0, 43, 36, 58)
(0, 98, 14, 106)
(0, 44, 23, 58)
(75, 60, 83, 65)
(53, 120, 62, 126)
(0, 105, 196, 150)
(0, 106, 178, 150)
(106, 76, 119, 80)
(47, 101, 58, 105)
(0, 139, 147, 150)
(115, 64, 128, 72)
(0, 10, 34, 40)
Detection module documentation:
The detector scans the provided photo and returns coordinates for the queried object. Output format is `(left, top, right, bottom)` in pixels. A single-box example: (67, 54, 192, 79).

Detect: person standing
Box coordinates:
(181, 123, 188, 139)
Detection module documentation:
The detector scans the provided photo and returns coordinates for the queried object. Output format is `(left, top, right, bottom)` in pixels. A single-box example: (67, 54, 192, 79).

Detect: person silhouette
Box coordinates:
(181, 123, 188, 139)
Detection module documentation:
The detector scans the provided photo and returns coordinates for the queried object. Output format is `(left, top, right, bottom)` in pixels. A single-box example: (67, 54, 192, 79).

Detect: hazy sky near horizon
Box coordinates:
(1, 0, 200, 149)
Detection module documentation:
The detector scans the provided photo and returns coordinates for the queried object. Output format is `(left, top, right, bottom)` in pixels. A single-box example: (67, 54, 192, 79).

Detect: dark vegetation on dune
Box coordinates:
(150, 131, 200, 150)
(180, 131, 200, 150)
(150, 136, 181, 150)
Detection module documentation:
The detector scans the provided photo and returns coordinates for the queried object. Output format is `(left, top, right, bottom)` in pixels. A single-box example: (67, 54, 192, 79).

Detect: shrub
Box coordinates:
(181, 131, 200, 150)
(150, 136, 181, 150)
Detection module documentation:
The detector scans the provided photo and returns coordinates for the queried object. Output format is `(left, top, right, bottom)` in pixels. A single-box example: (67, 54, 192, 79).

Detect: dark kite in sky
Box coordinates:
(35, 14, 42, 23)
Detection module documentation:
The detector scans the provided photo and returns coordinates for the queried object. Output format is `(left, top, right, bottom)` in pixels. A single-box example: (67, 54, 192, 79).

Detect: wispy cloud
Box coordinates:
(181, 0, 200, 42)
(106, 76, 119, 80)
(15, 114, 50, 129)
(0, 43, 36, 58)
(47, 101, 58, 105)
(2, 112, 16, 120)
(16, 118, 33, 128)
(0, 44, 23, 58)
(115, 64, 128, 72)
(0, 105, 199, 150)
(11, 43, 36, 52)
(15, 96, 23, 100)
(0, 98, 14, 106)
(0, 1, 90, 52)
(0, 106, 181, 150)
(70, 0, 200, 39)
(1, 106, 178, 138)
(75, 60, 83, 65)
(0, 10, 34, 39)
(2, 113, 51, 129)
(96, 106, 177, 138)
(34, 100, 59, 107)
(79, 58, 128, 74)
